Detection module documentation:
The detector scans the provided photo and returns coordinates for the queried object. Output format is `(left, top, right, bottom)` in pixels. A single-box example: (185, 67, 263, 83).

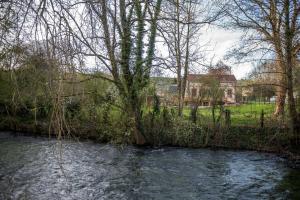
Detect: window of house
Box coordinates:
(227, 89, 232, 98)
(192, 88, 197, 97)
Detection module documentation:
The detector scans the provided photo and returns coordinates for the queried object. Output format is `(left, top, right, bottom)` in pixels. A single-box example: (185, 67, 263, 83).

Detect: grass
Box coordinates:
(182, 102, 277, 127)
(93, 102, 281, 128)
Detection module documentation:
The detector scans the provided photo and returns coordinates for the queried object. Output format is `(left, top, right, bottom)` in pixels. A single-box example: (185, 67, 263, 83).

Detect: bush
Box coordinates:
(65, 98, 81, 118)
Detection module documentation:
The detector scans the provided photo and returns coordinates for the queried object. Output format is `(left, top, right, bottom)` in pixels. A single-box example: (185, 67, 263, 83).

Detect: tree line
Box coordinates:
(0, 0, 299, 144)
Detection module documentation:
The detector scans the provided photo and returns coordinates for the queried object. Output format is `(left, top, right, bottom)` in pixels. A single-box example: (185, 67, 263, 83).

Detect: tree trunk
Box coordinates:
(175, 0, 183, 117)
(274, 86, 286, 116)
(133, 111, 146, 145)
(177, 71, 183, 116)
(180, 1, 192, 118)
(274, 54, 286, 116)
(129, 100, 146, 145)
(284, 0, 298, 135)
(286, 70, 298, 133)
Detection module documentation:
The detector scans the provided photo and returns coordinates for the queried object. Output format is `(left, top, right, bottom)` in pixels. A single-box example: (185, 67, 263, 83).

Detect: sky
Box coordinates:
(196, 26, 253, 80)
(154, 25, 254, 80)
(86, 26, 254, 80)
(32, 0, 255, 81)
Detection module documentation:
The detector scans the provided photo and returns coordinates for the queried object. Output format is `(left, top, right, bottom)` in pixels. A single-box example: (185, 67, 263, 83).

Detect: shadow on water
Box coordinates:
(275, 169, 300, 199)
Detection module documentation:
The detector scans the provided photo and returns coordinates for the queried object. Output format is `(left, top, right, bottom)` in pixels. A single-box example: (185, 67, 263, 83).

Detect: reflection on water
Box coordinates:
(276, 169, 300, 199)
(0, 132, 299, 200)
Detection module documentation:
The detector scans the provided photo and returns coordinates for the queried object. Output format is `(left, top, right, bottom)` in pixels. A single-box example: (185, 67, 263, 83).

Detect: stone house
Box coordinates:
(185, 64, 237, 106)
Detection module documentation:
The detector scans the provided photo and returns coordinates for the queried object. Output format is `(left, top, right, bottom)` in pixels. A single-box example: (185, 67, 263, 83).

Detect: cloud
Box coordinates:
(199, 26, 252, 79)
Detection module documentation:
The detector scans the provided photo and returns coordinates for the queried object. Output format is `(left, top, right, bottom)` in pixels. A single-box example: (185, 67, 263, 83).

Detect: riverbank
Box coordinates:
(1, 118, 299, 168)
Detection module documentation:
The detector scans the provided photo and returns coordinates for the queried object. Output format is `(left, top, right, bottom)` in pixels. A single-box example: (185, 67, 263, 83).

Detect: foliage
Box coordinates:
(183, 103, 276, 126)
(0, 0, 298, 150)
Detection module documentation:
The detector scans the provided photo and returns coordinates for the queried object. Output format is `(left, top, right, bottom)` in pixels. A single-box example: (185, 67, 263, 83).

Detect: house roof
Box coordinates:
(187, 74, 237, 83)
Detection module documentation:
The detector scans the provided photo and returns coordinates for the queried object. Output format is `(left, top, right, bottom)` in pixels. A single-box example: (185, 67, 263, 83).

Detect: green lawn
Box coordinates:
(114, 102, 278, 127)
(182, 103, 276, 127)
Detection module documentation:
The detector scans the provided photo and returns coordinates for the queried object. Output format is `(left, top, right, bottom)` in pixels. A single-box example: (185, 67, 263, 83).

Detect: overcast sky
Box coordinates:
(86, 25, 253, 80)
(153, 25, 254, 80)
(201, 26, 253, 80)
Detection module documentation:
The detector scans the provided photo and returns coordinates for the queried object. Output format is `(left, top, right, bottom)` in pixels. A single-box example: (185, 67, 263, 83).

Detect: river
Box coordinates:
(0, 132, 299, 200)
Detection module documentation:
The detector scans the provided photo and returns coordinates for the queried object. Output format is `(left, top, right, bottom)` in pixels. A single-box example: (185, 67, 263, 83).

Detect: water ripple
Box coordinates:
(0, 132, 299, 199)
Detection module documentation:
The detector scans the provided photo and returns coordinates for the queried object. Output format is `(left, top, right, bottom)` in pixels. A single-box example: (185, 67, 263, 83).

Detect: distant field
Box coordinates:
(182, 103, 277, 127)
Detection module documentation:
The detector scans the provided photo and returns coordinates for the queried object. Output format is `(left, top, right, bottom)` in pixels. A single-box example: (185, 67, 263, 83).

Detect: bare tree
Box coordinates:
(158, 0, 224, 116)
(225, 0, 300, 134)
(283, 0, 299, 134)
(29, 0, 163, 145)
(0, 0, 165, 145)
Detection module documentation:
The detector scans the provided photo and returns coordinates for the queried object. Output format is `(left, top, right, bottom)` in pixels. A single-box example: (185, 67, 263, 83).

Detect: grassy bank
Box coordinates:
(0, 65, 298, 159)
(182, 102, 277, 126)
(1, 105, 300, 168)
(0, 103, 296, 151)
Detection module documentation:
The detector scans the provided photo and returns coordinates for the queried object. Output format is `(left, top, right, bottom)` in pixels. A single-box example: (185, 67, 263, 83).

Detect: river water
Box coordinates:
(0, 132, 299, 200)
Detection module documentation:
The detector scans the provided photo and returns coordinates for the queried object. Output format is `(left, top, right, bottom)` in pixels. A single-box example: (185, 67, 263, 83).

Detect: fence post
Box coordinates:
(225, 109, 231, 128)
(260, 109, 264, 128)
